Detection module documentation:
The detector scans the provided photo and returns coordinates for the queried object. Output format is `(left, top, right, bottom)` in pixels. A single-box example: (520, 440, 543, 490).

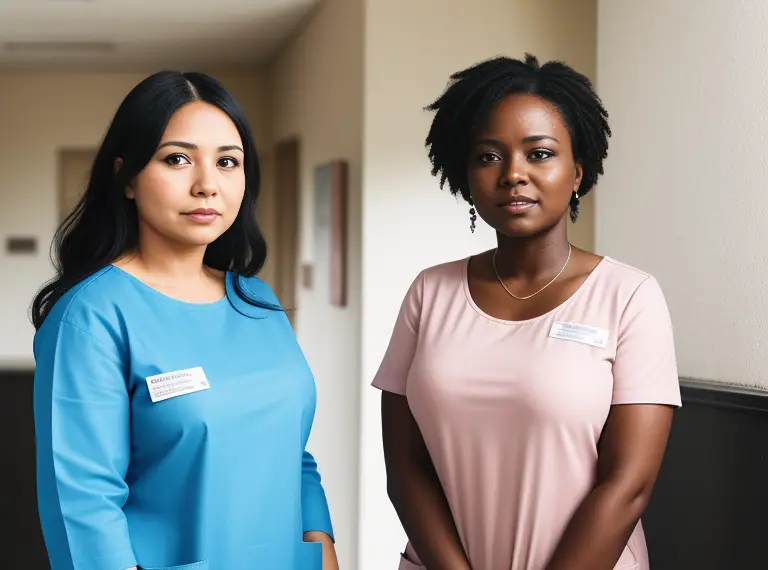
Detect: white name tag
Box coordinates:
(145, 367, 210, 403)
(549, 321, 608, 348)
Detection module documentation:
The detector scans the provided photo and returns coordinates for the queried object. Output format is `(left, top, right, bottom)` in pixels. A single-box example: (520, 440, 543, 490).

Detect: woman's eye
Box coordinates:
(218, 157, 240, 168)
(530, 149, 553, 161)
(479, 152, 501, 163)
(164, 154, 190, 166)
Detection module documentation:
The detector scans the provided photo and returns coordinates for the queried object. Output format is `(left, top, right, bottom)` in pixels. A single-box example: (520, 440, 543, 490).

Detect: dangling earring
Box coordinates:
(571, 190, 580, 206)
(468, 199, 477, 233)
(569, 190, 580, 223)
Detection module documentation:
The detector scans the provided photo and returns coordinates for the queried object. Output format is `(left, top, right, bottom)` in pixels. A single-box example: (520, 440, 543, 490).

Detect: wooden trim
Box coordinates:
(679, 377, 768, 413)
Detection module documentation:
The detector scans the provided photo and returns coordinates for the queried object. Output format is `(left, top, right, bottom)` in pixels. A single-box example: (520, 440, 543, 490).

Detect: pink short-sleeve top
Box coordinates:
(372, 256, 681, 570)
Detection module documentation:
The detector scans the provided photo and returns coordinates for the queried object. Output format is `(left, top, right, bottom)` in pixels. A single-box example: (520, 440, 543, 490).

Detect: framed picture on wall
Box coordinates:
(312, 160, 348, 307)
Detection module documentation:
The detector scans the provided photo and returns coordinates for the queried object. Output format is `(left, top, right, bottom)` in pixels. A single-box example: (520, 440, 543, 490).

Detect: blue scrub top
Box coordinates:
(33, 266, 334, 570)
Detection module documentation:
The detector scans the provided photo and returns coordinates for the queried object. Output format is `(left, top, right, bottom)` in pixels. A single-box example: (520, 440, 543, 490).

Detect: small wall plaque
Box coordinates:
(6, 236, 37, 254)
(301, 263, 314, 289)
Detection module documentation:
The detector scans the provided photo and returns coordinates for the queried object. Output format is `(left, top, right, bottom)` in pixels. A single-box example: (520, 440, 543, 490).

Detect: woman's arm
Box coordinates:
(375, 271, 467, 567)
(33, 321, 137, 570)
(382, 391, 471, 570)
(545, 403, 674, 570)
(301, 449, 337, 569)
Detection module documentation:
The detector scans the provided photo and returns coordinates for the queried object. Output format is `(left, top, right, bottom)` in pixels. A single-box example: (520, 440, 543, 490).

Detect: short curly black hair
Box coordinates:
(425, 54, 611, 222)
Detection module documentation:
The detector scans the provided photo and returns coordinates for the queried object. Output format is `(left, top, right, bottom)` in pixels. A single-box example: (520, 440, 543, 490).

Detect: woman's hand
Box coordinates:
(304, 530, 339, 570)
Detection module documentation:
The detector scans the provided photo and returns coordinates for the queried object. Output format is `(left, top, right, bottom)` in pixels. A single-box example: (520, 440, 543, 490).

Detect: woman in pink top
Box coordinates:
(373, 54, 681, 570)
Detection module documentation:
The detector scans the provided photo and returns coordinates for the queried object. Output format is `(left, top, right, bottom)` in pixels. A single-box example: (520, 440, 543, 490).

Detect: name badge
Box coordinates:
(146, 367, 210, 403)
(549, 321, 608, 348)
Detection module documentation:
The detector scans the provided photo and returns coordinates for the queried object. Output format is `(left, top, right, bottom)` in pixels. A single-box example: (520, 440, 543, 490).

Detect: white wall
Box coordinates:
(268, 0, 363, 566)
(358, 1, 597, 568)
(596, 0, 768, 390)
(0, 69, 272, 368)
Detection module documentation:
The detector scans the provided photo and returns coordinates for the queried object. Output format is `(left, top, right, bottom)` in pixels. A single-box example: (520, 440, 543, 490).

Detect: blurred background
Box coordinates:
(1, 0, 766, 568)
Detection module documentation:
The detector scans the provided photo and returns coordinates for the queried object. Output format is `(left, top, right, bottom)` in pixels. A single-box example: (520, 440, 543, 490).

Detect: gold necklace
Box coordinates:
(492, 244, 572, 301)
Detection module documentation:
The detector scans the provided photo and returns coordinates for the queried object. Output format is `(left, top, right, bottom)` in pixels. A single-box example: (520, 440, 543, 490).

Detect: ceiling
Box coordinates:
(0, 0, 320, 70)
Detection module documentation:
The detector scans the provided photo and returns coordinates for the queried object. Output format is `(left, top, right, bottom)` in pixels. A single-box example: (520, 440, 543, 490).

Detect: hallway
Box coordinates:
(2, 1, 767, 568)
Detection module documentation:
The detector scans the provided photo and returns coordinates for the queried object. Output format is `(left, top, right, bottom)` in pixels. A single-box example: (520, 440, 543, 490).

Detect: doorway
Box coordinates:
(273, 138, 301, 327)
(58, 148, 96, 222)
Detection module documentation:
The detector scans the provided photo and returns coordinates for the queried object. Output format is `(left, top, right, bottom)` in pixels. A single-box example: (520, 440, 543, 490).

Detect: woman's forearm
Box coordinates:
(304, 531, 338, 570)
(388, 464, 471, 570)
(545, 482, 648, 570)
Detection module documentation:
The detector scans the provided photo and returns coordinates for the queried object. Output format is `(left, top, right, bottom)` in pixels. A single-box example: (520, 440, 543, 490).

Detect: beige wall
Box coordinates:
(358, 1, 597, 567)
(1, 2, 600, 562)
(596, 0, 768, 390)
(268, 0, 364, 566)
(0, 69, 272, 367)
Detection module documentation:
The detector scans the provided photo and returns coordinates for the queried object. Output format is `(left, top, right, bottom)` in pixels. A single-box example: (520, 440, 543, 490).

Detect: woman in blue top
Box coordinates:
(31, 71, 337, 570)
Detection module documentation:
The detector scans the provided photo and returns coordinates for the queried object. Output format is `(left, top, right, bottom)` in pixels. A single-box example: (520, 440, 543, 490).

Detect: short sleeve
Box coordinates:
(611, 277, 682, 407)
(371, 271, 424, 395)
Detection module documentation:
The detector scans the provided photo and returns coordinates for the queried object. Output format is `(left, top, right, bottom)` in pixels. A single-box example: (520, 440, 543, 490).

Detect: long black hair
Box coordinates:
(425, 54, 611, 222)
(32, 70, 278, 329)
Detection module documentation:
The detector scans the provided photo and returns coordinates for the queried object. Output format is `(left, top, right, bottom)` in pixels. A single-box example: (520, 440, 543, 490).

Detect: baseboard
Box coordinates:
(679, 377, 768, 412)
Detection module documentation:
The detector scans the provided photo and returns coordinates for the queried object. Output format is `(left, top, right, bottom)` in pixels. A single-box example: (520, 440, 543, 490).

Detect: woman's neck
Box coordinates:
(118, 230, 211, 284)
(131, 249, 211, 281)
(494, 224, 571, 281)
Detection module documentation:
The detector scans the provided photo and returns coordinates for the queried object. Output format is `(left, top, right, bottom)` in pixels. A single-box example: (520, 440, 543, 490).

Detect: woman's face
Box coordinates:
(467, 93, 582, 238)
(124, 101, 246, 250)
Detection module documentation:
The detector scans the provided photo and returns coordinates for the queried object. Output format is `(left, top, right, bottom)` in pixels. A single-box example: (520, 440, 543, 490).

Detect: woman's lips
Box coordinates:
(499, 197, 537, 214)
(182, 208, 220, 223)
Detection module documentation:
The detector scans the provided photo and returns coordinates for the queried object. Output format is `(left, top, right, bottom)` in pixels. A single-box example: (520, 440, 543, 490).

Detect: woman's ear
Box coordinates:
(115, 157, 135, 199)
(573, 163, 584, 193)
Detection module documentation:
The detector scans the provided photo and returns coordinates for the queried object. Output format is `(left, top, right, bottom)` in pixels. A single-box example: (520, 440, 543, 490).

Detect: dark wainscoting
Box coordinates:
(643, 379, 768, 569)
(3, 371, 766, 569)
(1, 368, 48, 568)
